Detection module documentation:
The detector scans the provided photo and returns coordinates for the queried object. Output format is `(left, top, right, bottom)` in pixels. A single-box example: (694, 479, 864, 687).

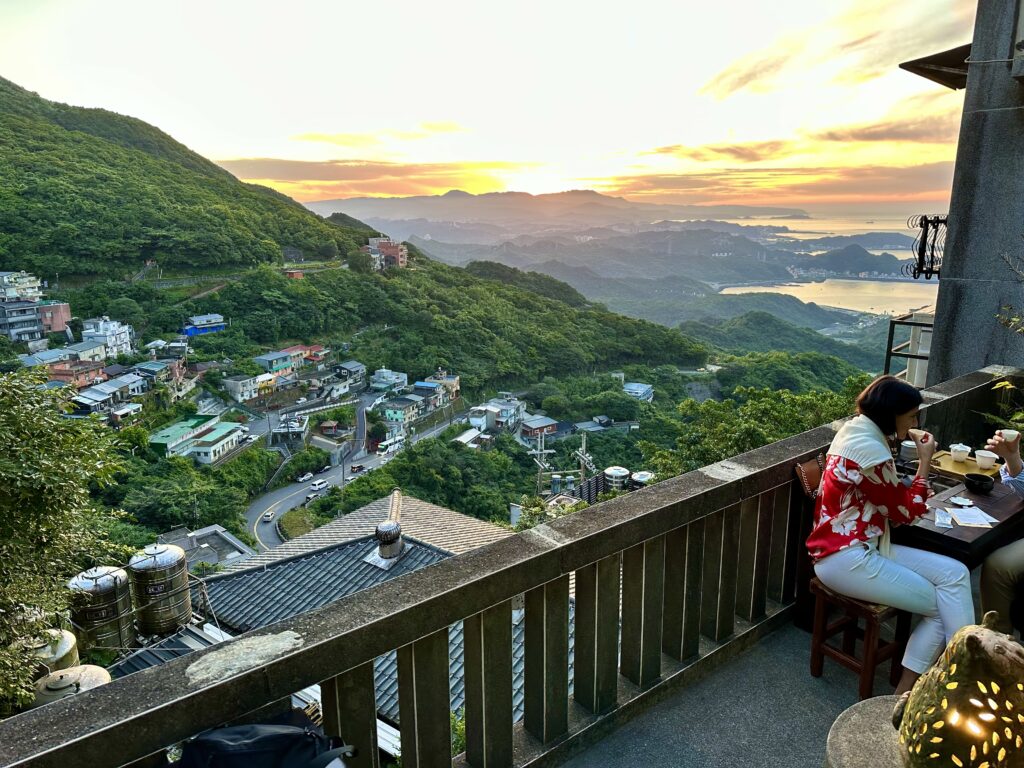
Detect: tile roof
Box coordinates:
(109, 625, 223, 678)
(223, 495, 513, 572)
(198, 535, 449, 634)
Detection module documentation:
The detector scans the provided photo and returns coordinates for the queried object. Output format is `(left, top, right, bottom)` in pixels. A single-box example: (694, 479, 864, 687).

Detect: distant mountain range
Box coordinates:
(306, 189, 809, 233)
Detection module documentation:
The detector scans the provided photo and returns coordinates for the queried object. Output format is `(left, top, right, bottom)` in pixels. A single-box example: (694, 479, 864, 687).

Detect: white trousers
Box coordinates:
(814, 541, 974, 674)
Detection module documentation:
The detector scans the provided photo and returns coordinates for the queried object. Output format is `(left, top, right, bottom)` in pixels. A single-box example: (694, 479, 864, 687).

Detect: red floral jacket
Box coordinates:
(806, 454, 930, 561)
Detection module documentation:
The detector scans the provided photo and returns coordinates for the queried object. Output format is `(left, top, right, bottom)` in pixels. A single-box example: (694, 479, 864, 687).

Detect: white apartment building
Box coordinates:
(82, 316, 135, 358)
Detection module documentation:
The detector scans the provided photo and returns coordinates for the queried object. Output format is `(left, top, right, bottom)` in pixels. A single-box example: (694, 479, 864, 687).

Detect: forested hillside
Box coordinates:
(61, 247, 709, 390)
(0, 76, 367, 276)
(680, 312, 882, 371)
(464, 261, 591, 307)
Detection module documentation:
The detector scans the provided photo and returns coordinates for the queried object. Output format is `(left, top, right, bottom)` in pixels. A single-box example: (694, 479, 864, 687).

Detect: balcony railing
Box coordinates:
(1, 366, 1019, 768)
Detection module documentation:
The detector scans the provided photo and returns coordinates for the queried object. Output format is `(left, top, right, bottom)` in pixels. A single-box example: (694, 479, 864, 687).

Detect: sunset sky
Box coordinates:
(0, 0, 975, 215)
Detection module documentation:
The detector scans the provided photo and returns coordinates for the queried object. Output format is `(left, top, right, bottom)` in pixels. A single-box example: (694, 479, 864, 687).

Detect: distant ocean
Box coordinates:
(720, 279, 939, 316)
(716, 213, 916, 238)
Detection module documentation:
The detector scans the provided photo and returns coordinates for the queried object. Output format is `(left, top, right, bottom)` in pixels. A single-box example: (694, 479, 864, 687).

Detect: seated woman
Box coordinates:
(807, 375, 974, 694)
(980, 429, 1024, 633)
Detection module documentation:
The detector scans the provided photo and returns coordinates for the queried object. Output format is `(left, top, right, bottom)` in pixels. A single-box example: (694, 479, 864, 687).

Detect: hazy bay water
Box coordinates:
(719, 278, 939, 315)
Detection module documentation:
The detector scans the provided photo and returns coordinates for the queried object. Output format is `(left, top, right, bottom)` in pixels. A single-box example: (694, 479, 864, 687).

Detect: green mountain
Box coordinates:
(680, 311, 882, 371)
(673, 292, 852, 328)
(0, 76, 367, 276)
(463, 261, 590, 307)
(802, 244, 907, 274)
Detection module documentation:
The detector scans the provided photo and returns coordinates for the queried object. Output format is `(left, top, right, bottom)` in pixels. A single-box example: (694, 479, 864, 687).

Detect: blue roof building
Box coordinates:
(181, 313, 226, 337)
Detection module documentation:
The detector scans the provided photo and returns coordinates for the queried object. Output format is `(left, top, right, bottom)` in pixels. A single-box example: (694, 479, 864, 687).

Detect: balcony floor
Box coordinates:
(562, 621, 893, 768)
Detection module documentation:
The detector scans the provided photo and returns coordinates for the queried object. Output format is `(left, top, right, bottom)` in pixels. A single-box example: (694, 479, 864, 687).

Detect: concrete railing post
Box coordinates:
(523, 575, 570, 744)
(620, 535, 665, 688)
(662, 519, 705, 662)
(398, 629, 452, 768)
(573, 554, 620, 715)
(464, 602, 514, 768)
(322, 662, 379, 768)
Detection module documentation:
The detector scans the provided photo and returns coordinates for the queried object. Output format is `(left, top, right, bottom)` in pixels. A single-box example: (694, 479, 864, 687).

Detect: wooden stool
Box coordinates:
(809, 577, 912, 699)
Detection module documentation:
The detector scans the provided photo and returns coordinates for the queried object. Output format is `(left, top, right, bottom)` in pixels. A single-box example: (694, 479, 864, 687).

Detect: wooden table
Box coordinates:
(892, 482, 1024, 569)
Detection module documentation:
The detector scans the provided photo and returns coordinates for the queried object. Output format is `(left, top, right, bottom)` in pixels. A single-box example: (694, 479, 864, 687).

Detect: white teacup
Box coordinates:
(975, 449, 999, 470)
(950, 443, 970, 462)
(1001, 429, 1020, 443)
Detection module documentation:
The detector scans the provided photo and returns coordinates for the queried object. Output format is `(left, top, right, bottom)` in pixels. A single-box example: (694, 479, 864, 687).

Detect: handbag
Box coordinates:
(794, 454, 825, 500)
(178, 724, 356, 768)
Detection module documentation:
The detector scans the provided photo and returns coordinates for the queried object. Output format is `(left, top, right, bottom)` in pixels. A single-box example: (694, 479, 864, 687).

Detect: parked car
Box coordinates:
(239, 425, 249, 433)
(349, 464, 365, 473)
(246, 435, 260, 443)
(263, 510, 275, 521)
(315, 465, 332, 475)
(296, 397, 307, 404)
(297, 472, 314, 483)
(309, 479, 329, 491)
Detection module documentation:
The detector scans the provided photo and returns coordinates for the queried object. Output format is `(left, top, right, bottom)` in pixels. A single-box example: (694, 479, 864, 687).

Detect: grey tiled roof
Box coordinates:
(109, 625, 222, 679)
(198, 535, 449, 634)
(224, 495, 513, 573)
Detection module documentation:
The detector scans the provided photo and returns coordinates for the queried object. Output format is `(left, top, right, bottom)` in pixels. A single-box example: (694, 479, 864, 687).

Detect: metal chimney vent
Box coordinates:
(364, 488, 406, 570)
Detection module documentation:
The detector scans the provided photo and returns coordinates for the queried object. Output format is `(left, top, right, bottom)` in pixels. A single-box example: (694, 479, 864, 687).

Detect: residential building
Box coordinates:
(109, 402, 143, 428)
(383, 396, 421, 423)
(157, 525, 257, 572)
(360, 237, 409, 271)
(223, 372, 275, 402)
(284, 269, 304, 279)
(335, 360, 366, 385)
(83, 316, 135, 358)
(0, 270, 42, 302)
(370, 367, 408, 392)
(37, 300, 71, 333)
(181, 313, 226, 337)
(0, 301, 43, 343)
(19, 348, 72, 367)
(521, 414, 558, 439)
(253, 351, 295, 377)
(622, 382, 654, 402)
(425, 369, 461, 399)
(65, 339, 107, 363)
(468, 394, 525, 433)
(72, 373, 147, 415)
(452, 427, 483, 448)
(48, 360, 107, 389)
(188, 422, 244, 464)
(320, 420, 340, 436)
(412, 380, 446, 410)
(280, 345, 309, 370)
(148, 414, 221, 457)
(133, 359, 185, 385)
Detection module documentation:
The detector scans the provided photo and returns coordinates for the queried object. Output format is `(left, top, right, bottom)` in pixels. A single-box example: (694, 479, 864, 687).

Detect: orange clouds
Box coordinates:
(218, 157, 526, 200)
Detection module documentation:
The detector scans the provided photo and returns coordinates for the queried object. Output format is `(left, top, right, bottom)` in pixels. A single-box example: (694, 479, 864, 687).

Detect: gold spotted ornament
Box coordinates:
(893, 613, 1024, 767)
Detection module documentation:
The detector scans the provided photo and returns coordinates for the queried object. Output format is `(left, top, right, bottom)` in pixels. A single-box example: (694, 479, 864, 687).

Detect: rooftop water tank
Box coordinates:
(604, 466, 630, 491)
(128, 544, 191, 636)
(564, 474, 576, 492)
(550, 474, 562, 494)
(27, 629, 79, 680)
(31, 665, 111, 709)
(69, 566, 136, 652)
(631, 471, 656, 488)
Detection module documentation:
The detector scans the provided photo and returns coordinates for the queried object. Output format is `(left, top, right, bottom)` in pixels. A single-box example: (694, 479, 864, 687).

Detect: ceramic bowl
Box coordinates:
(964, 473, 995, 494)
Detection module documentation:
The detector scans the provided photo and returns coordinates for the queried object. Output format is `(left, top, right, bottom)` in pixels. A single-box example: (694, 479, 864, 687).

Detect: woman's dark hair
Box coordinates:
(856, 375, 923, 435)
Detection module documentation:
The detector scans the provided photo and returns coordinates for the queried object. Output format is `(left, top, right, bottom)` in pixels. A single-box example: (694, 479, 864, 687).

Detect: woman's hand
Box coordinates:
(986, 431, 1023, 476)
(909, 429, 936, 473)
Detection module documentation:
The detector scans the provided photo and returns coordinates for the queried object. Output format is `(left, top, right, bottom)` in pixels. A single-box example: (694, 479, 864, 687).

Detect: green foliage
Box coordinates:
(0, 369, 127, 713)
(464, 261, 590, 307)
(715, 351, 862, 395)
(0, 76, 369, 276)
(671, 291, 852, 328)
(280, 447, 332, 483)
(639, 376, 870, 475)
(338, 432, 535, 522)
(279, 506, 331, 540)
(513, 495, 588, 531)
(680, 311, 882, 371)
(451, 709, 466, 757)
(312, 405, 356, 429)
(347, 249, 374, 274)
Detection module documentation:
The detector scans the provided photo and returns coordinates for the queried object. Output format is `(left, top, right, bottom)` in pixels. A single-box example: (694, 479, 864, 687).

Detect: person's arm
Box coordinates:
(999, 463, 1024, 497)
(987, 431, 1023, 478)
(857, 459, 930, 525)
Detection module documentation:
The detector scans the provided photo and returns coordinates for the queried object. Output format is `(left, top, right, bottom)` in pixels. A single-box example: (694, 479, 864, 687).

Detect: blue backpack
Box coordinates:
(178, 724, 356, 768)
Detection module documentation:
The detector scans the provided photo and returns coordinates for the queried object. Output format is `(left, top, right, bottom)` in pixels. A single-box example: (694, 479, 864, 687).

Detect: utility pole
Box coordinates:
(574, 432, 596, 481)
(528, 432, 555, 497)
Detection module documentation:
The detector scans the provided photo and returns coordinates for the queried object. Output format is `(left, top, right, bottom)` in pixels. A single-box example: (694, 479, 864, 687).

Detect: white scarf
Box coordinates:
(827, 414, 897, 557)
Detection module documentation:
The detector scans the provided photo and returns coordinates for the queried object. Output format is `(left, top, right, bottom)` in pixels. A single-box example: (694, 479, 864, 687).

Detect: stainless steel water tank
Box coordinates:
(603, 466, 630, 491)
(128, 544, 191, 636)
(28, 629, 79, 679)
(630, 471, 656, 488)
(31, 664, 111, 708)
(69, 566, 136, 651)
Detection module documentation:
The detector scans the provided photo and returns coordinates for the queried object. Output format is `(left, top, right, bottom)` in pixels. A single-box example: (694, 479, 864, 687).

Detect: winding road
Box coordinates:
(243, 394, 465, 551)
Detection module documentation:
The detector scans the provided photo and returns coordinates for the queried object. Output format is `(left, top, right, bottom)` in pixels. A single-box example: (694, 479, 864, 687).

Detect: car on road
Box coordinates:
(297, 472, 314, 483)
(296, 397, 307, 404)
(316, 465, 332, 474)
(349, 464, 365, 473)
(246, 435, 260, 443)
(304, 492, 322, 505)
(239, 425, 249, 433)
(263, 510, 275, 521)
(309, 479, 329, 491)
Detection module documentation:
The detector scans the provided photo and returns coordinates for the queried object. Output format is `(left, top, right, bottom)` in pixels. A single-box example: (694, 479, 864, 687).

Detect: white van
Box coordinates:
(309, 479, 329, 491)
